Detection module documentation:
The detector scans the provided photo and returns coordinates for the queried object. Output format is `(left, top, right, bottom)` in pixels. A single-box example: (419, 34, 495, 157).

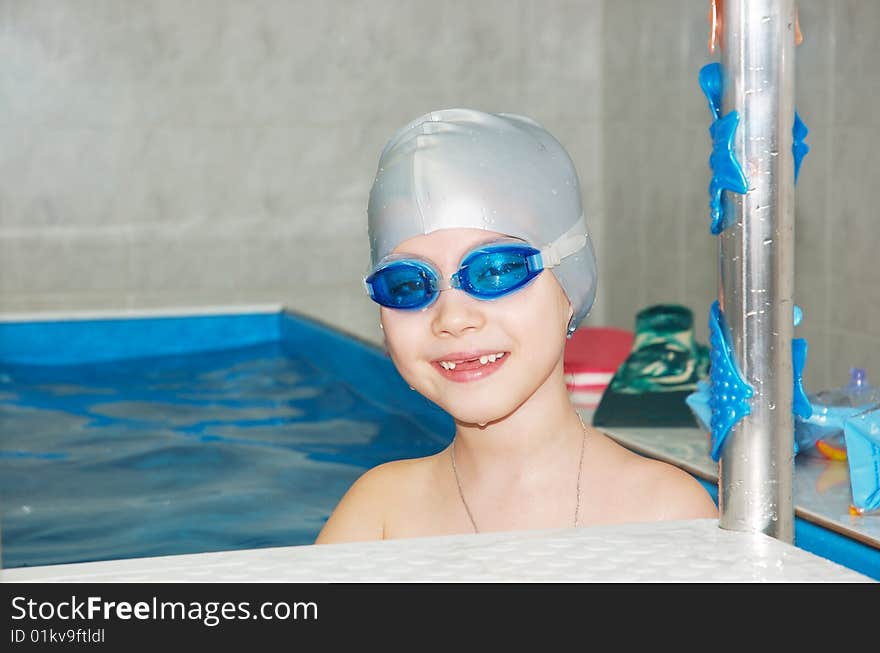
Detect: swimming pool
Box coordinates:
(0, 306, 454, 568)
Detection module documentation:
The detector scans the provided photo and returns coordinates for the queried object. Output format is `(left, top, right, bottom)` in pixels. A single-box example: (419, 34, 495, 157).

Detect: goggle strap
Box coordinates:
(540, 232, 587, 267)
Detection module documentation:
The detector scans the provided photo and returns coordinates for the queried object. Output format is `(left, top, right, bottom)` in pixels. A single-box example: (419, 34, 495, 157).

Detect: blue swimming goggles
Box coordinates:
(365, 239, 580, 310)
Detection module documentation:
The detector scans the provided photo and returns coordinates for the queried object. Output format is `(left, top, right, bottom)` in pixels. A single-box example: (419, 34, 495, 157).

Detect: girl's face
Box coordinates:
(379, 228, 573, 425)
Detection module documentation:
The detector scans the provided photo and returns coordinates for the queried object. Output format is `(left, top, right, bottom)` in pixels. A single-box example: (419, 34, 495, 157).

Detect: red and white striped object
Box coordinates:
(563, 326, 634, 408)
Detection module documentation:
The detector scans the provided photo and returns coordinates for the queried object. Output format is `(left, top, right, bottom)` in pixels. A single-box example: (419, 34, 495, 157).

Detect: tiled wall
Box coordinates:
(0, 0, 604, 345)
(2, 0, 877, 392)
(601, 0, 880, 390)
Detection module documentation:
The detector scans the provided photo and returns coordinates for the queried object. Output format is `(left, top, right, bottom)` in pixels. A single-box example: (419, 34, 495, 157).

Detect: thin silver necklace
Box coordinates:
(450, 416, 588, 533)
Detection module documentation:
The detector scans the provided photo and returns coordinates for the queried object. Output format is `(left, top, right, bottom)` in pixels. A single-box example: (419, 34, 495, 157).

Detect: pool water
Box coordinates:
(0, 314, 453, 568)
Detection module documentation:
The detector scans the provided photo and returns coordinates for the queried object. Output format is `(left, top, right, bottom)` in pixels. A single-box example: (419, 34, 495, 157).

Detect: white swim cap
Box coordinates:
(368, 108, 598, 334)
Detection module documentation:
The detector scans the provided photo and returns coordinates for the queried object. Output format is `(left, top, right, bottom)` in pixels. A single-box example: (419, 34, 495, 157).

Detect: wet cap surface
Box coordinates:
(367, 108, 598, 331)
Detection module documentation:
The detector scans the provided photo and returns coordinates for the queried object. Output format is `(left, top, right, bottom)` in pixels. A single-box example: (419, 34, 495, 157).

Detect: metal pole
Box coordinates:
(718, 0, 796, 542)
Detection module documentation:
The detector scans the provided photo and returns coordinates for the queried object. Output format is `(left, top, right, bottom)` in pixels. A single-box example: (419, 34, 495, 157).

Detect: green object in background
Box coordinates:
(610, 304, 709, 394)
(593, 304, 710, 428)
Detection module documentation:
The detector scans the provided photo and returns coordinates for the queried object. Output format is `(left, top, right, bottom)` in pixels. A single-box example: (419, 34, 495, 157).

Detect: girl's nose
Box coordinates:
(430, 289, 486, 338)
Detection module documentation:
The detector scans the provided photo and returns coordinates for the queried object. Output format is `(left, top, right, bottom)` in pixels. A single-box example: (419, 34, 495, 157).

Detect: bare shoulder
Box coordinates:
(593, 431, 718, 522)
(313, 454, 438, 545)
(634, 455, 719, 520)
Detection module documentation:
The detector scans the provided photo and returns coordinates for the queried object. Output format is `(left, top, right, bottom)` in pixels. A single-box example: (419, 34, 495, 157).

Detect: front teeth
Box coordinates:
(440, 352, 505, 370)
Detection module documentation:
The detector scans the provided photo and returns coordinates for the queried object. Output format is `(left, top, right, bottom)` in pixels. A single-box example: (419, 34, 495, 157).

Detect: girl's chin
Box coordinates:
(451, 415, 497, 428)
(444, 402, 517, 428)
(420, 384, 529, 426)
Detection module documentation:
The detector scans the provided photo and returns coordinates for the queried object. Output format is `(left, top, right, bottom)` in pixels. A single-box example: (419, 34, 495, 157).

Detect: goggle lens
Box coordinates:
(366, 260, 435, 309)
(459, 247, 536, 297)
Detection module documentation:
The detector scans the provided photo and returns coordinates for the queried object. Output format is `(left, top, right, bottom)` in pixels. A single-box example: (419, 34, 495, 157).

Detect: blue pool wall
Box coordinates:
(0, 308, 455, 440)
(0, 311, 281, 366)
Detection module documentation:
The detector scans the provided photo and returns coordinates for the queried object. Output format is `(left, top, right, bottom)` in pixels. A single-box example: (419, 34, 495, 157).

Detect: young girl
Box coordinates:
(316, 109, 717, 543)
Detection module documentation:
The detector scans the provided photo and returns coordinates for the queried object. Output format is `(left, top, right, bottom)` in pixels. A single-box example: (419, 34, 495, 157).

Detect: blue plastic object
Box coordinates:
(796, 368, 880, 458)
(792, 337, 811, 420)
(843, 407, 880, 514)
(708, 111, 749, 235)
(700, 62, 749, 235)
(847, 367, 871, 395)
(707, 300, 754, 461)
(699, 62, 723, 120)
(685, 379, 712, 433)
(699, 65, 806, 229)
(792, 303, 811, 430)
(793, 110, 809, 184)
(688, 303, 810, 457)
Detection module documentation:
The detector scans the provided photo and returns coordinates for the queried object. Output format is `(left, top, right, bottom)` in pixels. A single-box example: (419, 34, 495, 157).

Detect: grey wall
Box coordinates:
(601, 0, 880, 391)
(0, 0, 604, 346)
(1, 0, 878, 394)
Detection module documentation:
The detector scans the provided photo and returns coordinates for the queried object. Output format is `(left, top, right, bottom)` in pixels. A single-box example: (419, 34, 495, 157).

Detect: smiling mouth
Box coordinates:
(437, 352, 506, 370)
(432, 352, 509, 381)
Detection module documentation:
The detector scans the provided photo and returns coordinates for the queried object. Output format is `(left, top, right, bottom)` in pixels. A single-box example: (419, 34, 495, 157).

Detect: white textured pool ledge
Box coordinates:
(1, 519, 872, 583)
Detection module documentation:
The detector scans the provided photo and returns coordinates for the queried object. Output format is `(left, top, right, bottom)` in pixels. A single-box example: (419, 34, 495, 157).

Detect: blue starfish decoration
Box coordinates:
(793, 110, 809, 184)
(708, 300, 754, 461)
(708, 111, 749, 235)
(692, 301, 811, 458)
